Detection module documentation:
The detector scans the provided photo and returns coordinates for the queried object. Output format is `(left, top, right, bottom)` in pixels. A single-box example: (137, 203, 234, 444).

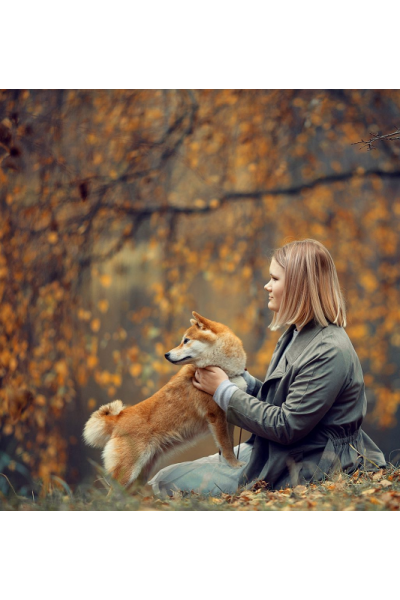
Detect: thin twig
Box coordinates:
(213, 482, 224, 493)
(352, 128, 400, 151)
(94, 477, 111, 490)
(349, 443, 380, 470)
(0, 473, 18, 497)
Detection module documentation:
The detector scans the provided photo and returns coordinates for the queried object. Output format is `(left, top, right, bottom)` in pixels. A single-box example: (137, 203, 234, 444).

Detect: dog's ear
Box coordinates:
(191, 311, 216, 331)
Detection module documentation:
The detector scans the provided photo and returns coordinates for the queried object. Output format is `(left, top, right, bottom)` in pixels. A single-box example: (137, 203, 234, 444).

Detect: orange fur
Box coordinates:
(83, 312, 246, 487)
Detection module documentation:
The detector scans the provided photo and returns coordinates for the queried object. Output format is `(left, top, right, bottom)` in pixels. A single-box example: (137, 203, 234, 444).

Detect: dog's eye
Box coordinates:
(183, 338, 190, 344)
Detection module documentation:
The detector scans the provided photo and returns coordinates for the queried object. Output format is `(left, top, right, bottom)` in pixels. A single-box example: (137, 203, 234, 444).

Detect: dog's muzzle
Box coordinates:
(164, 353, 192, 364)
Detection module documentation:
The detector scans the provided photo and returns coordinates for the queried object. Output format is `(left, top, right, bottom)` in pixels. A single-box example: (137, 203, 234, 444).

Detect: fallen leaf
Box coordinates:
(361, 488, 376, 495)
(309, 492, 323, 499)
(239, 494, 252, 502)
(211, 498, 224, 504)
(380, 480, 392, 488)
(381, 492, 394, 503)
(369, 497, 383, 505)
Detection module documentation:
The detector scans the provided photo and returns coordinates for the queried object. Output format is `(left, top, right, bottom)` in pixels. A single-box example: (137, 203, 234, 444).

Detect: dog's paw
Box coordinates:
(232, 460, 246, 469)
(226, 458, 246, 469)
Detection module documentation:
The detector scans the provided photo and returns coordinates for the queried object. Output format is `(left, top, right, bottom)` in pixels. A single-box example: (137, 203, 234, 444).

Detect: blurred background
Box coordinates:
(1, 89, 400, 494)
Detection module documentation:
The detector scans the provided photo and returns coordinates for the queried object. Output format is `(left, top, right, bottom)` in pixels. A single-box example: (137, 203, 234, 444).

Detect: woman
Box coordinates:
(148, 239, 386, 496)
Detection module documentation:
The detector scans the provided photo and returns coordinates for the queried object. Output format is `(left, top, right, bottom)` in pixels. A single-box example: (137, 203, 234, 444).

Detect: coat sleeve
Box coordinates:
(242, 370, 263, 397)
(226, 346, 348, 445)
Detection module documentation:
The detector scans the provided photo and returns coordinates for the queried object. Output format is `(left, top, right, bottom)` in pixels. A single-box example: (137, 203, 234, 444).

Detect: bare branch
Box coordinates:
(352, 128, 400, 151)
(101, 166, 400, 219)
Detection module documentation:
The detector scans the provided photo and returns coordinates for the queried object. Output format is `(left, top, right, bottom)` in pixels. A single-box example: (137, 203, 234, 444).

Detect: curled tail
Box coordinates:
(83, 399, 125, 448)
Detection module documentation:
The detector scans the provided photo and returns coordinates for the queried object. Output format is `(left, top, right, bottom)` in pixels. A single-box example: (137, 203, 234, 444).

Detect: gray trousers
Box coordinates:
(148, 443, 253, 497)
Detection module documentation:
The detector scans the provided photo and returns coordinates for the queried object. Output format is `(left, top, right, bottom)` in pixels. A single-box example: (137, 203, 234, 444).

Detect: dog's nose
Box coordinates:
(164, 352, 170, 359)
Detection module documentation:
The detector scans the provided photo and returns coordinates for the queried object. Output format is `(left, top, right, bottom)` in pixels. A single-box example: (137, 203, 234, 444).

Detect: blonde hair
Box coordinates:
(269, 239, 346, 331)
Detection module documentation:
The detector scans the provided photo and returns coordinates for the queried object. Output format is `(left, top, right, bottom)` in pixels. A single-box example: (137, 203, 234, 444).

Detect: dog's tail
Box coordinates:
(83, 400, 125, 448)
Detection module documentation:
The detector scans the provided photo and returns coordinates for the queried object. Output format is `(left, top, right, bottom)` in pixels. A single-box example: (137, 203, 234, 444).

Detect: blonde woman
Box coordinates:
(149, 239, 385, 496)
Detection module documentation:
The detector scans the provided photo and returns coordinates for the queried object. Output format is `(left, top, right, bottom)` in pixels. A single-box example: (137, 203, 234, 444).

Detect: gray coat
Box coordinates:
(227, 319, 386, 490)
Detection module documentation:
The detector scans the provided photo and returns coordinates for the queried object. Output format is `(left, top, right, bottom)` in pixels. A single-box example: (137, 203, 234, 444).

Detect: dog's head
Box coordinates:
(164, 312, 246, 376)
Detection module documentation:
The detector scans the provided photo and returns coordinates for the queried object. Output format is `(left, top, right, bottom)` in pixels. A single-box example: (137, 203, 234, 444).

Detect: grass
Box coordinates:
(1, 464, 400, 511)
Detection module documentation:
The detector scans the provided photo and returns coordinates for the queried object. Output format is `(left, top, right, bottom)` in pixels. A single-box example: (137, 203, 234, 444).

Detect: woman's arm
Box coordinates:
(241, 370, 263, 397)
(192, 368, 263, 411)
(226, 346, 348, 445)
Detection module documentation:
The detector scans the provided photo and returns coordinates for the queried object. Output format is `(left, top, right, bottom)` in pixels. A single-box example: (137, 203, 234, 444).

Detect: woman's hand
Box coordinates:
(192, 366, 229, 395)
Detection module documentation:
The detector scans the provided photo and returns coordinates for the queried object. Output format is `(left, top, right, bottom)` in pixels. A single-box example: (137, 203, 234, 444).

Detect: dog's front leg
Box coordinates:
(227, 421, 235, 449)
(207, 410, 245, 468)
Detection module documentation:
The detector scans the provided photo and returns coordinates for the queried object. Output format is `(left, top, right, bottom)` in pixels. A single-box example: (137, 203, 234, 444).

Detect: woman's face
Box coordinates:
(264, 258, 285, 313)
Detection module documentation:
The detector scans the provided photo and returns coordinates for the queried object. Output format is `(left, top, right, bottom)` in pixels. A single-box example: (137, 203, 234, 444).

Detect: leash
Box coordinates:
(218, 426, 243, 460)
(237, 427, 243, 459)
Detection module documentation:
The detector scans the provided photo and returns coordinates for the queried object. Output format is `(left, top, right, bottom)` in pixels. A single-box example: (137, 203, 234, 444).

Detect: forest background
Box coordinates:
(1, 88, 400, 496)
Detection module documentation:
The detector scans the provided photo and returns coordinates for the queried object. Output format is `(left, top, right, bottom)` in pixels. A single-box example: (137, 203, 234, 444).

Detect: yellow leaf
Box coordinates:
(87, 355, 98, 368)
(78, 308, 91, 321)
(113, 373, 122, 387)
(35, 395, 46, 406)
(97, 299, 109, 313)
(155, 342, 165, 356)
(360, 272, 378, 293)
(55, 360, 68, 376)
(129, 364, 142, 377)
(361, 488, 376, 495)
(48, 232, 58, 244)
(91, 318, 101, 332)
(117, 328, 127, 340)
(99, 274, 112, 288)
(369, 497, 383, 505)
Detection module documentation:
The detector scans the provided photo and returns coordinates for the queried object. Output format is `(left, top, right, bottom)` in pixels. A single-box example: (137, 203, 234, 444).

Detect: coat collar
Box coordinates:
(264, 318, 325, 383)
(285, 318, 325, 366)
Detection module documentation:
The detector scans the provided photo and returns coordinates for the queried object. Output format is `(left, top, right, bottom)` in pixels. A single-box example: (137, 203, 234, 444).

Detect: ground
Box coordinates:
(1, 466, 399, 511)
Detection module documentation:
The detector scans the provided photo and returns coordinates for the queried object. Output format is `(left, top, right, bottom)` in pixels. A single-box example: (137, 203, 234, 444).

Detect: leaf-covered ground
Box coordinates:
(1, 466, 400, 511)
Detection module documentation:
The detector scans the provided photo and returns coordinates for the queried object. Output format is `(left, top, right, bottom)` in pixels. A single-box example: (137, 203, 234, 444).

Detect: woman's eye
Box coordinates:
(183, 338, 190, 344)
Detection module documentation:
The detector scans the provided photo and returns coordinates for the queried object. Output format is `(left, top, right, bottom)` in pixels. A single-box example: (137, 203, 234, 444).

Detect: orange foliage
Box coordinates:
(1, 89, 400, 484)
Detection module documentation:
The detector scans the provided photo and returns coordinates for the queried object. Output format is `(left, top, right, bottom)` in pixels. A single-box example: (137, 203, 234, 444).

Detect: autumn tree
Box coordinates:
(1, 89, 400, 488)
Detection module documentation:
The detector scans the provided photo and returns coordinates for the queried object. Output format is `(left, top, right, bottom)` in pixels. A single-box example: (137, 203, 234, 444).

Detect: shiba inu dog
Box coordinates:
(83, 312, 247, 487)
